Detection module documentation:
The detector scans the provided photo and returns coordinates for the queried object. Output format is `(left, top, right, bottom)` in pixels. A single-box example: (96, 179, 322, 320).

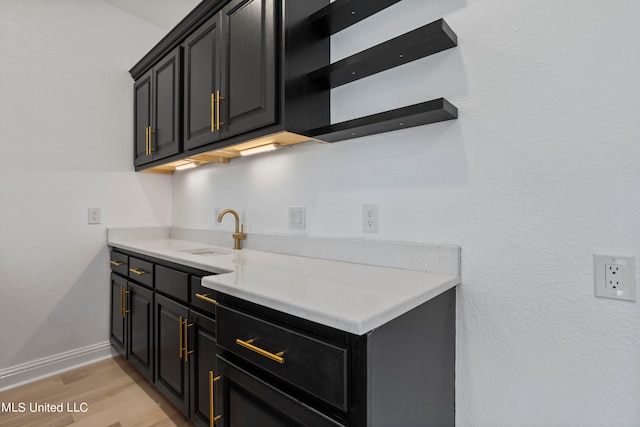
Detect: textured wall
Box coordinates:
(0, 0, 172, 372)
(172, 0, 640, 425)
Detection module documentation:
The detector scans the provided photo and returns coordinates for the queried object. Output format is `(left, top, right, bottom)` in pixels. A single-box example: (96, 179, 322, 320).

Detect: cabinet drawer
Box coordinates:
(109, 251, 128, 276)
(128, 257, 154, 288)
(190, 277, 217, 316)
(217, 305, 348, 411)
(218, 355, 346, 427)
(155, 265, 189, 303)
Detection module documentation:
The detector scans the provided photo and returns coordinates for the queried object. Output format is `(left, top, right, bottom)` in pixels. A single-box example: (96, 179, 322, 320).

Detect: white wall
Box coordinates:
(173, 0, 640, 425)
(0, 0, 172, 375)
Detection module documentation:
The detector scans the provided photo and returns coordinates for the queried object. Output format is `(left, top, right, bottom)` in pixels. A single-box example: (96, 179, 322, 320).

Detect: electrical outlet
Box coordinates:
(363, 204, 378, 233)
(88, 207, 101, 224)
(594, 254, 636, 301)
(288, 206, 305, 230)
(605, 264, 623, 290)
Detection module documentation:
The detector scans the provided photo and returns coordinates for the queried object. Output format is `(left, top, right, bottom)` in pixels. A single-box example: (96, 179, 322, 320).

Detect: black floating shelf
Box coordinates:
(310, 18, 457, 89)
(308, 98, 458, 143)
(309, 0, 402, 36)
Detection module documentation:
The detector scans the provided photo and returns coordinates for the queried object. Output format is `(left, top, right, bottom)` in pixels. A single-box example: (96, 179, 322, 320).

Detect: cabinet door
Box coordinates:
(127, 282, 154, 382)
(151, 47, 181, 161)
(220, 0, 276, 138)
(190, 312, 217, 427)
(155, 294, 190, 416)
(217, 356, 344, 427)
(110, 273, 127, 356)
(133, 70, 153, 166)
(184, 15, 222, 150)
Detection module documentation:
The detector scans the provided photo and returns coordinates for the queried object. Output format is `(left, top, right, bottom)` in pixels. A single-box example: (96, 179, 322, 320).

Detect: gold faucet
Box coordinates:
(217, 209, 246, 250)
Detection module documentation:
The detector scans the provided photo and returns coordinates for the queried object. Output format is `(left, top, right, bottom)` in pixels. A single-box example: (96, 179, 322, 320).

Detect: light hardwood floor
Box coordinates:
(0, 356, 192, 426)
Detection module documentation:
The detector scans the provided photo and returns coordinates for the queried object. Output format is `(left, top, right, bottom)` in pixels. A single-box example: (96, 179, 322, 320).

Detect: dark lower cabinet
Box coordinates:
(110, 273, 127, 355)
(155, 293, 219, 425)
(216, 289, 455, 427)
(217, 356, 343, 427)
(155, 294, 190, 415)
(127, 282, 154, 382)
(110, 248, 219, 426)
(109, 247, 455, 426)
(190, 312, 218, 427)
(110, 272, 153, 382)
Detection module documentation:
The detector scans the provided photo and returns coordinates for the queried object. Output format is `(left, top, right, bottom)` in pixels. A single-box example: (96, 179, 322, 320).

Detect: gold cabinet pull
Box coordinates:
(216, 90, 224, 130)
(145, 126, 149, 155)
(211, 93, 216, 132)
(122, 288, 130, 317)
(129, 268, 147, 275)
(183, 320, 194, 362)
(195, 293, 217, 305)
(179, 316, 184, 359)
(209, 371, 221, 425)
(110, 260, 124, 266)
(235, 338, 285, 364)
(148, 127, 155, 153)
(119, 286, 124, 317)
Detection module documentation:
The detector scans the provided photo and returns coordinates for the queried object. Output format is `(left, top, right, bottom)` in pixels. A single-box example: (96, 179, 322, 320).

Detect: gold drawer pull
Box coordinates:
(129, 268, 147, 275)
(209, 371, 221, 426)
(195, 293, 217, 305)
(236, 338, 285, 364)
(110, 260, 124, 266)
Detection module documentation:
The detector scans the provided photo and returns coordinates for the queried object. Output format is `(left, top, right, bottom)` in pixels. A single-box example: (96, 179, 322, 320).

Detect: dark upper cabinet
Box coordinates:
(133, 72, 152, 165)
(183, 0, 276, 151)
(130, 0, 459, 172)
(130, 0, 330, 172)
(134, 47, 181, 166)
(219, 0, 276, 140)
(183, 15, 222, 150)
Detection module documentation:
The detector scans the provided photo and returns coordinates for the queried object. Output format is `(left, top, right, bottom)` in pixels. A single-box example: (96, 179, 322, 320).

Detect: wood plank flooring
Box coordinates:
(0, 356, 192, 426)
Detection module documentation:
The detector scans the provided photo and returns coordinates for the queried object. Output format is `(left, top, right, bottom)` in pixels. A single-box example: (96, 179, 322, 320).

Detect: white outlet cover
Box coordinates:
(88, 207, 101, 224)
(288, 206, 305, 230)
(594, 254, 636, 301)
(363, 204, 378, 233)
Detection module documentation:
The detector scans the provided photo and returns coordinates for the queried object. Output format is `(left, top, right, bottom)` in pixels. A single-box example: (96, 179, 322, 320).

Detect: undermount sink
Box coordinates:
(180, 248, 228, 256)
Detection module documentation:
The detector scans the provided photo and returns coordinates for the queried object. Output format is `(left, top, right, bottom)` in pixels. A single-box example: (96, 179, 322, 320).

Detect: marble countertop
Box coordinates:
(108, 235, 460, 335)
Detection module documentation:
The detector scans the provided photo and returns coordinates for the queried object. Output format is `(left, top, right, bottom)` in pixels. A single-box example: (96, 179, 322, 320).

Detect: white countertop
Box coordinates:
(108, 236, 460, 335)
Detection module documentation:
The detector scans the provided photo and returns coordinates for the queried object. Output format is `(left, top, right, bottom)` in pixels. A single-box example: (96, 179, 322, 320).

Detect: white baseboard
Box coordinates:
(0, 341, 114, 392)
